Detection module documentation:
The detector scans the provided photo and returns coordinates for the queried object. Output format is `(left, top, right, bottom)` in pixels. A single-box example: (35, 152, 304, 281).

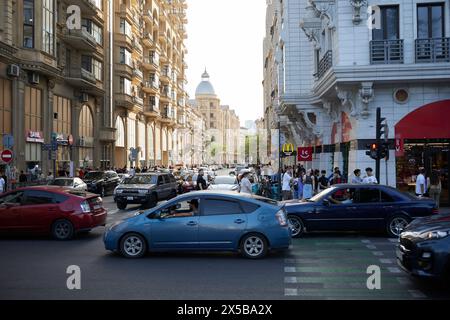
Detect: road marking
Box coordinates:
(284, 267, 296, 273)
(379, 258, 394, 264)
(284, 258, 297, 264)
(408, 289, 427, 299)
(373, 251, 384, 256)
(284, 288, 298, 296)
(389, 238, 399, 243)
(284, 277, 298, 284)
(366, 245, 377, 249)
(396, 277, 411, 285)
(108, 209, 119, 215)
(361, 240, 372, 244)
(387, 267, 402, 273)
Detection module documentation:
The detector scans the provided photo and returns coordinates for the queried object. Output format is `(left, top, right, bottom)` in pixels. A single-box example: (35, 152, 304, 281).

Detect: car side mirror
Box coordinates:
(323, 199, 330, 206)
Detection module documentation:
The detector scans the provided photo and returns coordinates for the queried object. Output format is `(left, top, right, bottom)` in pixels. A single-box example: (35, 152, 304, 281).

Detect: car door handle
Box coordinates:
(186, 221, 197, 226)
(234, 219, 245, 224)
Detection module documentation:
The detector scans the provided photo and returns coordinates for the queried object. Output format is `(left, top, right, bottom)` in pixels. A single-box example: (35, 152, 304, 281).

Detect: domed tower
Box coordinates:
(195, 69, 217, 97)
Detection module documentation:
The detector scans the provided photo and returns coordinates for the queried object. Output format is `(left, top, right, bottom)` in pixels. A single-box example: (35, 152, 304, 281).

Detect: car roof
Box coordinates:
(53, 177, 74, 180)
(9, 186, 97, 197)
(134, 172, 169, 176)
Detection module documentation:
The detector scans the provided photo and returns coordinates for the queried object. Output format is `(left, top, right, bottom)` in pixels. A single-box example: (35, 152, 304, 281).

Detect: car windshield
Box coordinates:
(49, 179, 73, 187)
(308, 187, 337, 202)
(124, 175, 157, 185)
(213, 176, 236, 185)
(84, 172, 104, 180)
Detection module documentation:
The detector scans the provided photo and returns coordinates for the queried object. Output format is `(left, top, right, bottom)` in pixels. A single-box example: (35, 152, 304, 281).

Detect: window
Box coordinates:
(380, 191, 395, 203)
(53, 193, 69, 204)
(120, 77, 132, 95)
(372, 6, 399, 40)
(92, 59, 102, 81)
(23, 0, 34, 48)
(24, 86, 42, 132)
(43, 0, 55, 55)
(81, 55, 92, 72)
(53, 96, 71, 135)
(119, 47, 132, 66)
(417, 3, 444, 39)
(329, 188, 356, 205)
(82, 19, 103, 45)
(120, 18, 132, 38)
(23, 190, 54, 205)
(0, 191, 24, 205)
(240, 201, 260, 213)
(160, 199, 200, 219)
(79, 105, 94, 138)
(358, 188, 380, 203)
(203, 199, 244, 216)
(115, 117, 125, 148)
(91, 0, 102, 10)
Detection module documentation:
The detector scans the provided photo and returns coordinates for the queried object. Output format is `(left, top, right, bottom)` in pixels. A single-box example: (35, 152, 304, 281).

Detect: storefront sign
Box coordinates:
(26, 131, 44, 143)
(395, 134, 404, 157)
(298, 147, 313, 162)
(54, 133, 70, 145)
(281, 143, 295, 157)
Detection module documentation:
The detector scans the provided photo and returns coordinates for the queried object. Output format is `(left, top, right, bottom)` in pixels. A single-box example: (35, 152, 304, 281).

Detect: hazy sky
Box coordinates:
(185, 0, 266, 125)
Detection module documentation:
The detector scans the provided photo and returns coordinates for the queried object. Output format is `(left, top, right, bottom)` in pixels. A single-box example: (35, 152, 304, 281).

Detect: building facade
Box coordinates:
(263, 0, 450, 206)
(190, 70, 241, 165)
(0, 0, 192, 177)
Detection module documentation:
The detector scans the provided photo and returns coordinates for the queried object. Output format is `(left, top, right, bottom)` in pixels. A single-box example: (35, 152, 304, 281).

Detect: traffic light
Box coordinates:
(366, 143, 378, 160)
(380, 141, 390, 160)
(377, 114, 387, 141)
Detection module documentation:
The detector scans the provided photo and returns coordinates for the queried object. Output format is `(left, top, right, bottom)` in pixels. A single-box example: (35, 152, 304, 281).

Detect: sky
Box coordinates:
(185, 0, 267, 126)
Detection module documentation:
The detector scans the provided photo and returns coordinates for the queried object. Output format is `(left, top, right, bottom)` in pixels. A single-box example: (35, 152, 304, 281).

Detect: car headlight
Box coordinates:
(419, 230, 450, 240)
(115, 189, 123, 194)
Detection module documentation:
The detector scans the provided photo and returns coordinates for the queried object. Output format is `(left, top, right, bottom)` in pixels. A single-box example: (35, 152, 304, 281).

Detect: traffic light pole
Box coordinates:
(375, 108, 382, 184)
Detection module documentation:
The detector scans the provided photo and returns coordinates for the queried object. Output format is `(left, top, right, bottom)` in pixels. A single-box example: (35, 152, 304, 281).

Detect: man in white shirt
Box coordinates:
(239, 172, 253, 194)
(282, 167, 293, 200)
(362, 167, 378, 184)
(415, 168, 427, 197)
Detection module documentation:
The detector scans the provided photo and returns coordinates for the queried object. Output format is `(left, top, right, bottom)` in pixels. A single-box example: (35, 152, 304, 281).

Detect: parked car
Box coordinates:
(48, 177, 87, 191)
(0, 186, 107, 240)
(285, 184, 438, 238)
(83, 171, 121, 197)
(397, 214, 450, 281)
(118, 173, 131, 184)
(114, 173, 178, 210)
(104, 191, 291, 259)
(208, 175, 239, 191)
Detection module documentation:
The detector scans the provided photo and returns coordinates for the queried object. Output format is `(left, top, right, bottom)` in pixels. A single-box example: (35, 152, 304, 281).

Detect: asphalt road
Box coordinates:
(0, 194, 449, 300)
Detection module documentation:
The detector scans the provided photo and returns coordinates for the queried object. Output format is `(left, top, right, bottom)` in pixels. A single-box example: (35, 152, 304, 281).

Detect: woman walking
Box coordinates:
(429, 170, 442, 208)
(303, 169, 315, 200)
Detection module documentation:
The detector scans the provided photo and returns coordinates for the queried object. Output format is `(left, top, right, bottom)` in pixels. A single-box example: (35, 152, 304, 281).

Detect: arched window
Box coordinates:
(79, 105, 94, 138)
(115, 116, 125, 147)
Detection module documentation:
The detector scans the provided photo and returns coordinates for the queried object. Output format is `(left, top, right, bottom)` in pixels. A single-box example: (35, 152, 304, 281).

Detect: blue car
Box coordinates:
(104, 191, 291, 259)
(285, 184, 438, 238)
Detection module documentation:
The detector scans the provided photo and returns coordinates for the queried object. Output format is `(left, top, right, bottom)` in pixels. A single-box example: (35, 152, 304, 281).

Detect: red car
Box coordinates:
(0, 186, 107, 240)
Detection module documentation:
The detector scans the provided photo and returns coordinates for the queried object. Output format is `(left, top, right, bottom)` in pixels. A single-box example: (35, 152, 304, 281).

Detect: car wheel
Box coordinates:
(117, 201, 127, 210)
(240, 233, 268, 259)
(52, 219, 74, 240)
(387, 215, 410, 238)
(288, 216, 305, 238)
(120, 233, 147, 259)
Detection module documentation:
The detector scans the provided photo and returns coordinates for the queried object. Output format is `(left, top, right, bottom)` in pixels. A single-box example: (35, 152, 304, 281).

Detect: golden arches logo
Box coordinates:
(282, 143, 294, 153)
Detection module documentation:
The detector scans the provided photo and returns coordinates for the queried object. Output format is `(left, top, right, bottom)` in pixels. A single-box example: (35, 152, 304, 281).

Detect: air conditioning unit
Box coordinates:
(29, 72, 40, 84)
(7, 64, 20, 77)
(80, 93, 89, 102)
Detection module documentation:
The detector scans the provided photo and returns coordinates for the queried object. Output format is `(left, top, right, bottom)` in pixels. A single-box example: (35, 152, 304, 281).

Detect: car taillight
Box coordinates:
(80, 200, 91, 213)
(276, 210, 288, 226)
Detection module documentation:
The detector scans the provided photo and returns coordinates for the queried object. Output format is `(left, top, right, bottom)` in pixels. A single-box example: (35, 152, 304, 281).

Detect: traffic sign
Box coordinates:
(3, 134, 14, 149)
(1, 149, 13, 164)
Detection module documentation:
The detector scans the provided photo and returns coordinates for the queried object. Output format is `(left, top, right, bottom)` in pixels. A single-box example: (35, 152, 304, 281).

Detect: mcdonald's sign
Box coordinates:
(281, 143, 295, 157)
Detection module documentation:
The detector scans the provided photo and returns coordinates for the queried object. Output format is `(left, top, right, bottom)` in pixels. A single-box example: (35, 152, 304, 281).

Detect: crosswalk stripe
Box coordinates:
(284, 267, 296, 273)
(284, 277, 298, 284)
(284, 288, 298, 296)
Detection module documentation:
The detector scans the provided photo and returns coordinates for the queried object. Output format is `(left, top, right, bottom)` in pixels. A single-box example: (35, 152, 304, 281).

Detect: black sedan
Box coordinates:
(285, 184, 438, 238)
(83, 171, 121, 197)
(397, 214, 450, 281)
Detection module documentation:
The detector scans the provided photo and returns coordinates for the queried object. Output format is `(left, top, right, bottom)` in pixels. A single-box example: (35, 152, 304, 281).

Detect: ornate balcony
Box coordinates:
(415, 38, 450, 63)
(370, 39, 404, 64)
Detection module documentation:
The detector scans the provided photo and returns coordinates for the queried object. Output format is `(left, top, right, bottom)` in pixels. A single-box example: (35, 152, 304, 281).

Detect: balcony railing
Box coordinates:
(144, 79, 159, 89)
(370, 39, 404, 64)
(144, 103, 159, 114)
(415, 38, 450, 63)
(315, 50, 332, 79)
(133, 96, 144, 106)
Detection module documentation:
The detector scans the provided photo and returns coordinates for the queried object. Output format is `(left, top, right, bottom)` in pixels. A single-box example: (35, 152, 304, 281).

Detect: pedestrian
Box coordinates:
(78, 168, 85, 179)
(46, 171, 54, 182)
(415, 167, 428, 197)
(0, 172, 5, 193)
(303, 169, 315, 200)
(19, 170, 27, 184)
(362, 167, 378, 184)
(428, 170, 442, 207)
(328, 167, 340, 181)
(282, 166, 293, 200)
(329, 171, 342, 186)
(318, 170, 329, 191)
(129, 167, 136, 176)
(196, 169, 208, 190)
(239, 172, 253, 194)
(351, 169, 363, 184)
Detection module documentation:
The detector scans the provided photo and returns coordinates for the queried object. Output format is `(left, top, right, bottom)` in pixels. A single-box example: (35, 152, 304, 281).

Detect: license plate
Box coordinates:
(127, 197, 134, 200)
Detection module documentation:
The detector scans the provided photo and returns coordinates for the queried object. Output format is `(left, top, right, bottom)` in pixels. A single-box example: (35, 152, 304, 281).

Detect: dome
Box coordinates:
(195, 69, 216, 96)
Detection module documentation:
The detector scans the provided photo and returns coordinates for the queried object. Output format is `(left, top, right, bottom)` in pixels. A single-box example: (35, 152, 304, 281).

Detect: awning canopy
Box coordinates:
(395, 100, 450, 140)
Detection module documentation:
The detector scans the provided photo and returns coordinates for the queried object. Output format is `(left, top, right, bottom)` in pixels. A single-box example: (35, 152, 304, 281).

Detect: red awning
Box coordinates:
(395, 100, 450, 140)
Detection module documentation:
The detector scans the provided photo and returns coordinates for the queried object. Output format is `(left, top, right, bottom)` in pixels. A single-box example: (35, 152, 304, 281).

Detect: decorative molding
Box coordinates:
(358, 82, 374, 119)
(321, 99, 339, 123)
(336, 86, 358, 118)
(349, 0, 368, 25)
(308, 0, 336, 30)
